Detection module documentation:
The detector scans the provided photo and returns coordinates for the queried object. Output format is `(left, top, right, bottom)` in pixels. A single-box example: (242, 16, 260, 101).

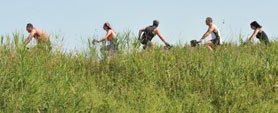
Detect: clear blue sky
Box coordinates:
(1, 0, 278, 51)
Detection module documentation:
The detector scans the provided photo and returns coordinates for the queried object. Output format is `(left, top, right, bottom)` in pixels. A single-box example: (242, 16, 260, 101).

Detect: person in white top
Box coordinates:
(199, 17, 222, 51)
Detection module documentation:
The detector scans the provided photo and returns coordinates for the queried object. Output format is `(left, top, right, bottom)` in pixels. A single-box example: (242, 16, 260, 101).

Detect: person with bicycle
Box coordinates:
(199, 17, 222, 51)
(25, 23, 51, 51)
(95, 22, 116, 56)
(138, 20, 171, 49)
(246, 21, 269, 45)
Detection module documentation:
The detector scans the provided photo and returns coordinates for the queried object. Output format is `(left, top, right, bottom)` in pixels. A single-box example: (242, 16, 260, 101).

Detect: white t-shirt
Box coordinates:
(211, 30, 222, 45)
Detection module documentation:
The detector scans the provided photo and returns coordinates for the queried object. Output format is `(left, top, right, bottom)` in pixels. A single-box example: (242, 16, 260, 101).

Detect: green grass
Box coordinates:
(0, 33, 277, 113)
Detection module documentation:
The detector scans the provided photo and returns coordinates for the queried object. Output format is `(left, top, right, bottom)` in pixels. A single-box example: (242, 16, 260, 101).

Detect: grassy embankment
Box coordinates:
(0, 33, 277, 113)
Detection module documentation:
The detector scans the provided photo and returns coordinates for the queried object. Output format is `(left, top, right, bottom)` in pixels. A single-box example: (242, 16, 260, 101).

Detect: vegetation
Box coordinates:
(0, 33, 277, 113)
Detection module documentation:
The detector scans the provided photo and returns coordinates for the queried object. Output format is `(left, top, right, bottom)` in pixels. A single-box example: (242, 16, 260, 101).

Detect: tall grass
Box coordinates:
(0, 32, 277, 113)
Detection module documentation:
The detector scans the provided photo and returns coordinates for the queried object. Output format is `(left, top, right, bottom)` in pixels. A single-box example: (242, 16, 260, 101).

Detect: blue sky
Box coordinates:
(1, 0, 278, 51)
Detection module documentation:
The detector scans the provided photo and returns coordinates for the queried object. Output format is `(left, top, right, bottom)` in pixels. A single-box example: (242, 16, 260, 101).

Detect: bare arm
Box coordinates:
(25, 30, 36, 45)
(249, 29, 260, 41)
(97, 30, 113, 43)
(138, 28, 146, 40)
(200, 27, 214, 41)
(155, 29, 171, 46)
(156, 29, 167, 43)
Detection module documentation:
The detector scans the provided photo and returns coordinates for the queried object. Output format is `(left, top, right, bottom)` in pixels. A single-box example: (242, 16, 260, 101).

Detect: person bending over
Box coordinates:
(247, 21, 269, 45)
(25, 23, 51, 50)
(138, 20, 171, 49)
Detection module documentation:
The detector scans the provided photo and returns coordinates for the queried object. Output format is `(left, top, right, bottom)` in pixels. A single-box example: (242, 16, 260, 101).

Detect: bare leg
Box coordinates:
(108, 49, 114, 57)
(143, 45, 147, 50)
(205, 41, 214, 51)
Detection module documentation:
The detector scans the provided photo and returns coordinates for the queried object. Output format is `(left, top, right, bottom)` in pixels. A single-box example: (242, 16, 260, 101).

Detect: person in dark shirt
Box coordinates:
(138, 20, 171, 49)
(247, 21, 269, 45)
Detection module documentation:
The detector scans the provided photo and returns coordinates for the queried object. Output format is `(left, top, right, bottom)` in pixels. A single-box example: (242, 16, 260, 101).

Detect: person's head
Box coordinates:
(205, 17, 213, 26)
(26, 23, 33, 33)
(153, 20, 159, 27)
(103, 22, 112, 31)
(250, 21, 262, 30)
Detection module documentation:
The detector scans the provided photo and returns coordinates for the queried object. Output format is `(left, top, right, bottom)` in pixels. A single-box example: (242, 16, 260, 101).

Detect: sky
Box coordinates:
(1, 0, 278, 51)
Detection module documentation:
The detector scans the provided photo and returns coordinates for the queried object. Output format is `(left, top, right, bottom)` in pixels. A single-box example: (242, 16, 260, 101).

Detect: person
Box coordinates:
(199, 17, 222, 51)
(25, 23, 51, 50)
(138, 20, 171, 49)
(95, 22, 116, 56)
(246, 21, 269, 45)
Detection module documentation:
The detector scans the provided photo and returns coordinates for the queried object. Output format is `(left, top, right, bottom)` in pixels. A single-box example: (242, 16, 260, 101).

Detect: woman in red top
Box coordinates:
(96, 22, 116, 56)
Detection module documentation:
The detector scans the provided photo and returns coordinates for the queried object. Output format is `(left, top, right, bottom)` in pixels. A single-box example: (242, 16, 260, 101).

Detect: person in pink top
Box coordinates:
(95, 22, 116, 57)
(25, 23, 51, 50)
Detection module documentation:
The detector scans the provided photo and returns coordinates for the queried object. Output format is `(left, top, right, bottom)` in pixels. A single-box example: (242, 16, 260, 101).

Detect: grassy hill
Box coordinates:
(0, 33, 277, 113)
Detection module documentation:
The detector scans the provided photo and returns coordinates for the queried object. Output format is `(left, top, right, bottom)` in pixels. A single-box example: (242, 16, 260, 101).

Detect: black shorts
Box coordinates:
(211, 39, 220, 45)
(140, 36, 151, 45)
(141, 39, 149, 45)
